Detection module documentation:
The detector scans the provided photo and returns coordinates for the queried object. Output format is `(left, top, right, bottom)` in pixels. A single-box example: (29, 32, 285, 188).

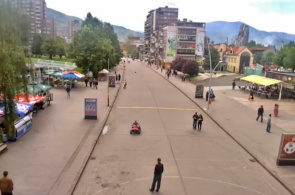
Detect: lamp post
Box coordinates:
(107, 57, 110, 107)
(206, 39, 212, 110)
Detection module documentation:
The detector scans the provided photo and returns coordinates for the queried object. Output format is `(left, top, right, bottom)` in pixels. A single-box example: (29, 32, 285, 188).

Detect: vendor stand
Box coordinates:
(98, 69, 109, 81)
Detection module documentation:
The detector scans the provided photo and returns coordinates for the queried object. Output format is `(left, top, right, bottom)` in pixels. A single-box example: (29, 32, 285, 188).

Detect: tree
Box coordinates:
(123, 40, 139, 58)
(31, 33, 44, 56)
(70, 13, 122, 76)
(262, 51, 275, 65)
(41, 37, 57, 59)
(171, 58, 186, 71)
(0, 2, 32, 139)
(55, 37, 67, 59)
(254, 52, 263, 64)
(246, 40, 264, 48)
(182, 60, 199, 76)
(274, 46, 288, 67)
(203, 48, 220, 70)
(283, 47, 295, 70)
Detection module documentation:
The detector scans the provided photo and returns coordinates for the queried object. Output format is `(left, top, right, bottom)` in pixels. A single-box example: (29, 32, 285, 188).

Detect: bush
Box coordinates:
(171, 58, 186, 71)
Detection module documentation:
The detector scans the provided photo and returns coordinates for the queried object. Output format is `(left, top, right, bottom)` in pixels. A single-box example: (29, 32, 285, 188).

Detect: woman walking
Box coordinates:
(198, 114, 203, 130)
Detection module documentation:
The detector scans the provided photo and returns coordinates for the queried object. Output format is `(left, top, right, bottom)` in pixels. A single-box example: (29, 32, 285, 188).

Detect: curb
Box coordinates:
(69, 69, 124, 195)
(146, 63, 294, 195)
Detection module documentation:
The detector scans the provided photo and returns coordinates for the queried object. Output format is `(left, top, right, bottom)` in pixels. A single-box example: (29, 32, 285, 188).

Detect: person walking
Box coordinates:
(256, 105, 264, 122)
(89, 78, 93, 88)
(123, 80, 127, 89)
(66, 85, 71, 98)
(266, 114, 272, 133)
(198, 114, 203, 130)
(93, 78, 98, 89)
(150, 158, 164, 193)
(206, 91, 209, 101)
(192, 112, 199, 130)
(232, 80, 236, 90)
(84, 78, 89, 87)
(0, 171, 14, 195)
(118, 74, 121, 81)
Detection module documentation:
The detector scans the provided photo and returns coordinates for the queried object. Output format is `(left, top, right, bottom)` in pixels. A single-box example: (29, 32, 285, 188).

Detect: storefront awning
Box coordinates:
(241, 75, 282, 86)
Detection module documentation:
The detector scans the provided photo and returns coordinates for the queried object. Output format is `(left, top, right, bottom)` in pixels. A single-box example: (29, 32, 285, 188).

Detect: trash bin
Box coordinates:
(274, 104, 279, 117)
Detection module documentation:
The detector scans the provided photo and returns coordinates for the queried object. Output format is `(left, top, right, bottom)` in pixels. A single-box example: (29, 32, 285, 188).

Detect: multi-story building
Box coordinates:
(144, 6, 178, 62)
(8, 0, 55, 37)
(161, 19, 206, 67)
(68, 20, 81, 39)
(43, 18, 56, 37)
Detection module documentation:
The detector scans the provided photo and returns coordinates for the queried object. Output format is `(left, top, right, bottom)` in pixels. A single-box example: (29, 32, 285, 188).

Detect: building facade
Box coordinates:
(144, 6, 178, 61)
(161, 19, 206, 67)
(68, 20, 81, 40)
(43, 18, 56, 37)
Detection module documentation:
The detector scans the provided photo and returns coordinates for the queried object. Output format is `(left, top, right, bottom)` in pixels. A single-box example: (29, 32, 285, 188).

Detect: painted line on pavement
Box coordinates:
(117, 106, 197, 111)
(91, 176, 266, 195)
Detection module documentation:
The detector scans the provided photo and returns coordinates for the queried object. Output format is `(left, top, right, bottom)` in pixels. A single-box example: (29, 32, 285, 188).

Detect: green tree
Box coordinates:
(203, 48, 220, 70)
(274, 46, 288, 66)
(70, 13, 122, 76)
(31, 33, 44, 56)
(283, 47, 295, 70)
(246, 40, 264, 48)
(123, 40, 139, 58)
(254, 52, 263, 64)
(0, 2, 32, 139)
(55, 37, 67, 59)
(41, 37, 57, 59)
(262, 51, 275, 65)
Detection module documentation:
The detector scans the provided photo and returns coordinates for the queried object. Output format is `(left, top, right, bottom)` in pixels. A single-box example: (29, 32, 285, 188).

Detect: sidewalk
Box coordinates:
(146, 63, 295, 194)
(0, 65, 124, 195)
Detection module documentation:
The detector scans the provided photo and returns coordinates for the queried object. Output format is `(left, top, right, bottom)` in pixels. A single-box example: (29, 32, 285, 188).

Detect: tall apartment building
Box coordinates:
(8, 0, 55, 37)
(161, 19, 206, 65)
(68, 20, 81, 40)
(144, 6, 178, 61)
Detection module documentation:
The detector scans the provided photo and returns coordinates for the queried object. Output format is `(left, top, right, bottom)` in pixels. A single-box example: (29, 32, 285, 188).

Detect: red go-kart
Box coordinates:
(130, 124, 141, 135)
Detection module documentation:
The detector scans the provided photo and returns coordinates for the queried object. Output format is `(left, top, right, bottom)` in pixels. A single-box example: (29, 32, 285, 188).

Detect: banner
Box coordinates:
(195, 29, 205, 58)
(277, 133, 295, 166)
(84, 98, 97, 120)
(167, 32, 176, 57)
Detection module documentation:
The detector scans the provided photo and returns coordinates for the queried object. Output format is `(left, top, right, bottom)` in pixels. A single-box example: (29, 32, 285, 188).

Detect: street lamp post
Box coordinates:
(206, 39, 213, 110)
(107, 57, 110, 107)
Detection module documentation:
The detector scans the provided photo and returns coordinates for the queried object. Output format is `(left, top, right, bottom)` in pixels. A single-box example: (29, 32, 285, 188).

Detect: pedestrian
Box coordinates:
(232, 80, 236, 90)
(198, 114, 203, 130)
(66, 85, 71, 98)
(118, 74, 121, 81)
(89, 78, 93, 88)
(0, 171, 14, 195)
(93, 78, 98, 89)
(115, 74, 118, 81)
(256, 105, 264, 122)
(206, 91, 209, 101)
(150, 158, 164, 193)
(84, 78, 88, 87)
(266, 114, 272, 133)
(124, 80, 127, 89)
(192, 112, 199, 130)
(249, 89, 254, 100)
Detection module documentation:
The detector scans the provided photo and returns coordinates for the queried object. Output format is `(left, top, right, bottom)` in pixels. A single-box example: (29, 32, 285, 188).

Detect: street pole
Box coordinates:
(107, 57, 110, 107)
(207, 39, 212, 110)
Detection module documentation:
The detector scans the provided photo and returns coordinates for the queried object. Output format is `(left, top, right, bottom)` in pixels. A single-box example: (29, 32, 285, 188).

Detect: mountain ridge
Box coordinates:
(47, 8, 295, 47)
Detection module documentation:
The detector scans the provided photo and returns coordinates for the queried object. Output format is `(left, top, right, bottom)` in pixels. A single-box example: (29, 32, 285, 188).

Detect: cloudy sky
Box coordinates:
(46, 0, 295, 35)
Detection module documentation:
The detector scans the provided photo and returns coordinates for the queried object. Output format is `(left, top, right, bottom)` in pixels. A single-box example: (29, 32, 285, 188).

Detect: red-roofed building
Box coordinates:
(250, 46, 276, 55)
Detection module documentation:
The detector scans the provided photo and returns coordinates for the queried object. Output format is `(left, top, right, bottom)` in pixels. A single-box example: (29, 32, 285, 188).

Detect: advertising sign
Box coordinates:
(195, 29, 205, 58)
(277, 133, 295, 166)
(109, 76, 116, 87)
(167, 32, 177, 57)
(195, 85, 204, 98)
(84, 98, 97, 120)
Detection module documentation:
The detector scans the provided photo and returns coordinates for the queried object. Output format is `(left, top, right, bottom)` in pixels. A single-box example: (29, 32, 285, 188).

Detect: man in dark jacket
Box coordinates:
(0, 171, 13, 195)
(256, 105, 264, 122)
(193, 112, 199, 130)
(150, 158, 164, 192)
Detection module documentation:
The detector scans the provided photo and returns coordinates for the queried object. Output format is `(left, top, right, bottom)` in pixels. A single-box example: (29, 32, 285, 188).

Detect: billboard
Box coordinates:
(84, 98, 97, 119)
(167, 32, 177, 57)
(277, 133, 295, 166)
(195, 29, 205, 58)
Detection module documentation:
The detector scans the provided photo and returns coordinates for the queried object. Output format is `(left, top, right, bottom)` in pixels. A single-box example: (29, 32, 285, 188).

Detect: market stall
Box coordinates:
(240, 75, 283, 100)
(98, 69, 109, 81)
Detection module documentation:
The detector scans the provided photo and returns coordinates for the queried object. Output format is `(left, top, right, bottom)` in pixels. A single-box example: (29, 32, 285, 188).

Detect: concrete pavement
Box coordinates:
(73, 60, 291, 195)
(0, 65, 123, 195)
(148, 62, 295, 194)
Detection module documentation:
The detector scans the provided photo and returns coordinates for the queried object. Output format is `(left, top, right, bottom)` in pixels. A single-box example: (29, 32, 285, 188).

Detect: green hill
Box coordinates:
(47, 8, 143, 41)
